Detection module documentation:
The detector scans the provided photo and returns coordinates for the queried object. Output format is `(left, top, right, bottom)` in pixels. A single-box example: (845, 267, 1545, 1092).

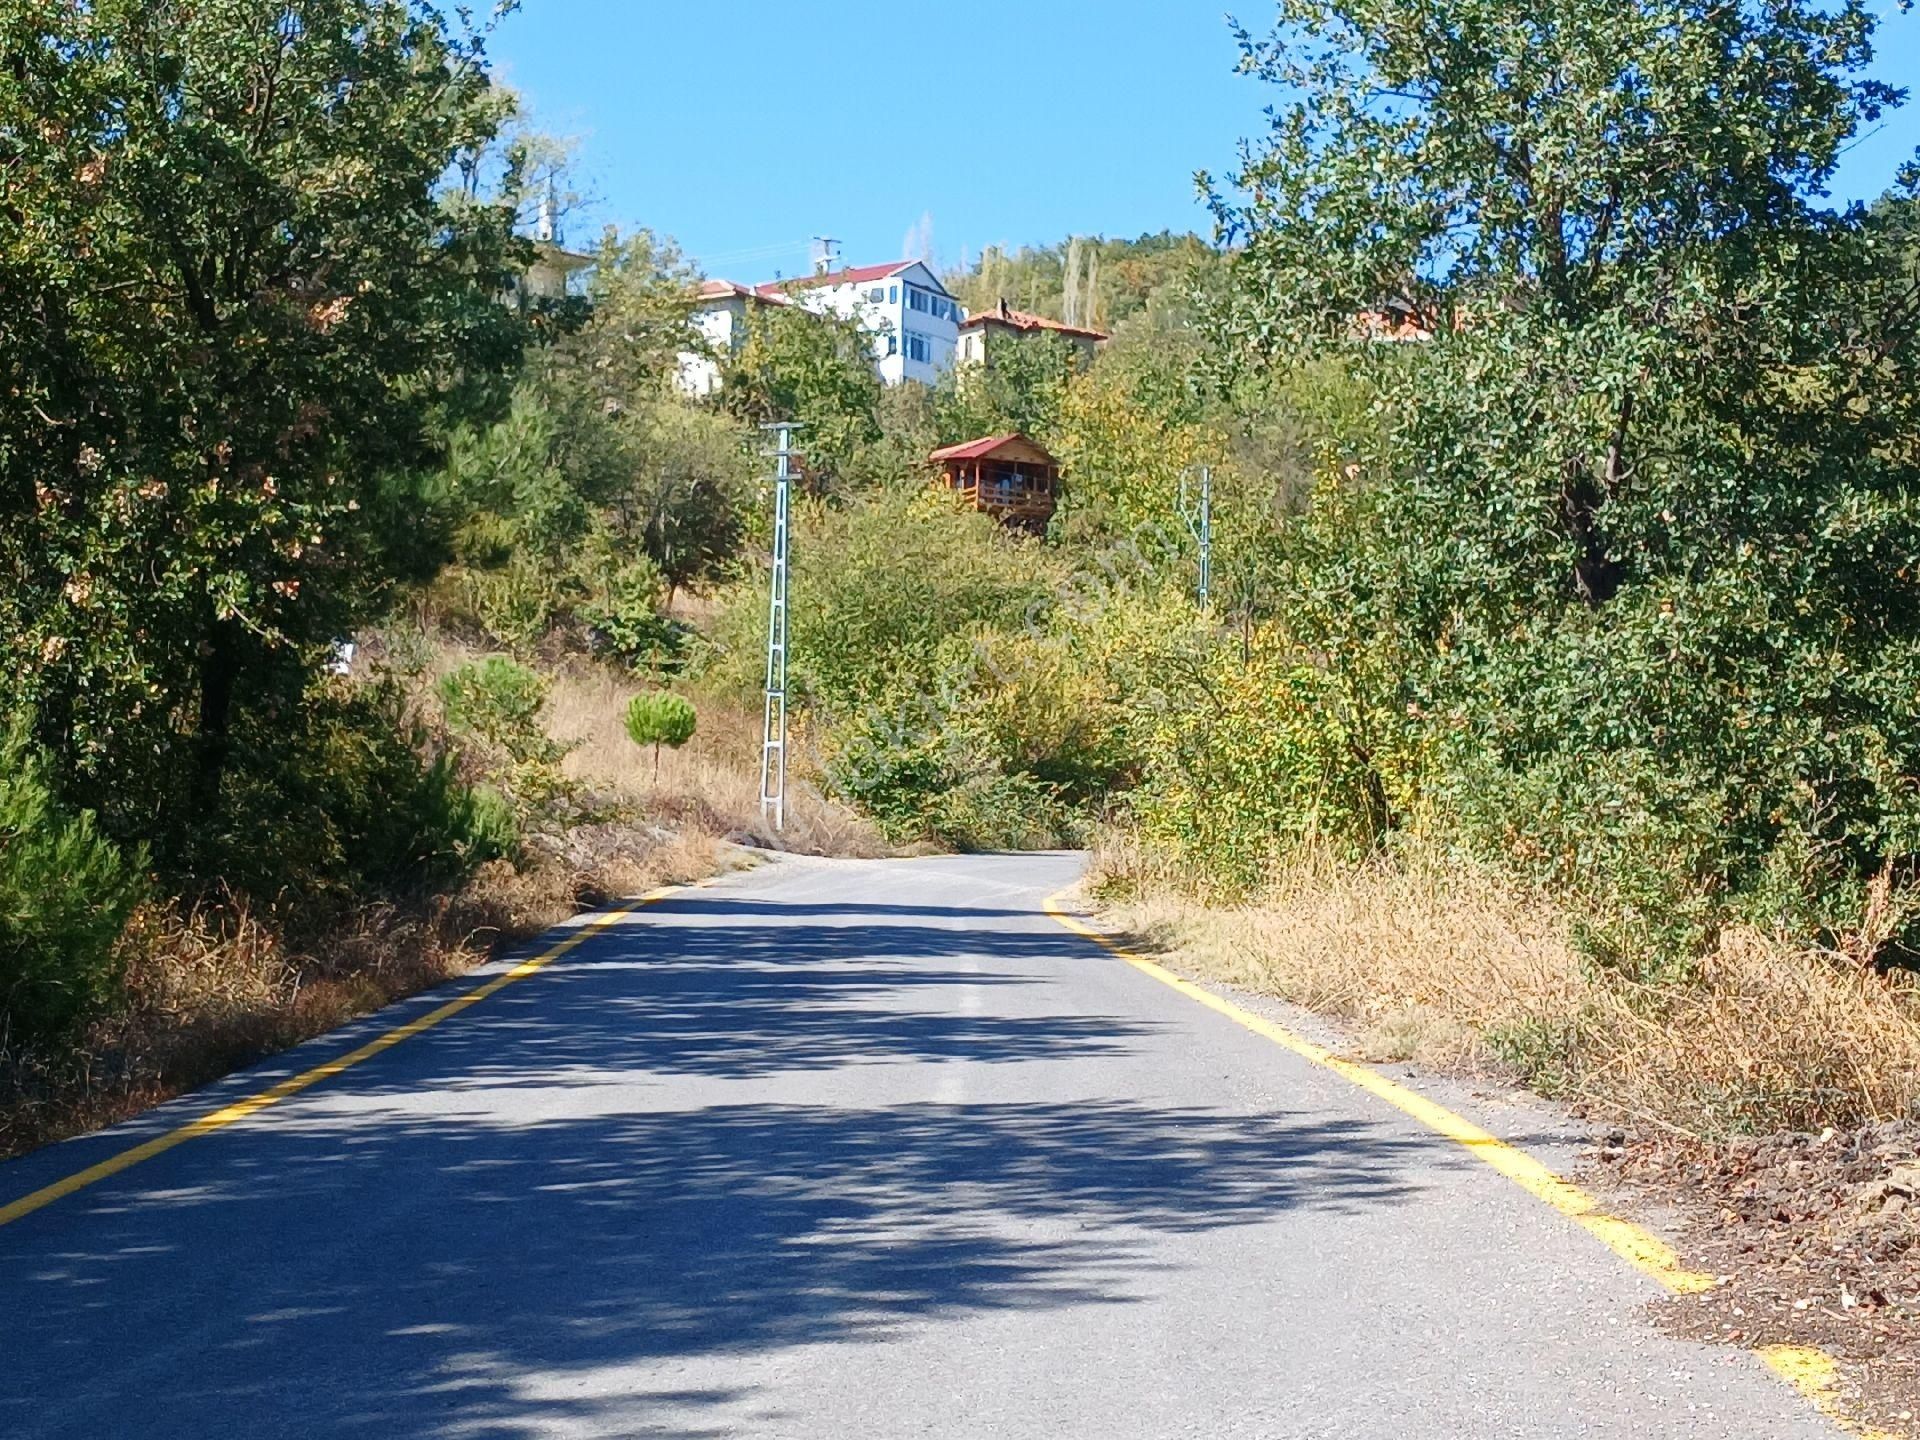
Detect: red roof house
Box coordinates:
(928, 433, 1061, 532)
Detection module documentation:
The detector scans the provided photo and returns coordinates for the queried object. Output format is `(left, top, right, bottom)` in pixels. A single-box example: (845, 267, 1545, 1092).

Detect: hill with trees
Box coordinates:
(5, 2, 1920, 1314)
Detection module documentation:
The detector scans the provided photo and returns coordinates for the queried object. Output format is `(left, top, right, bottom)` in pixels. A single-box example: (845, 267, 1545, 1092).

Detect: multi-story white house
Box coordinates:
(772, 259, 962, 385)
(681, 258, 965, 393)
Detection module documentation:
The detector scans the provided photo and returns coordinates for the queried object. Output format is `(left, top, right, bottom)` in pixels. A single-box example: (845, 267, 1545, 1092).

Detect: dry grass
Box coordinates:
(1594, 933, 1920, 1136)
(405, 633, 885, 859)
(1090, 834, 1920, 1138)
(0, 827, 723, 1160)
(543, 661, 886, 858)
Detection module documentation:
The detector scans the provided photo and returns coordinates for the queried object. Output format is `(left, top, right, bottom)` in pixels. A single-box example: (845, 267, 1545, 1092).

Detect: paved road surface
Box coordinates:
(1, 853, 1842, 1438)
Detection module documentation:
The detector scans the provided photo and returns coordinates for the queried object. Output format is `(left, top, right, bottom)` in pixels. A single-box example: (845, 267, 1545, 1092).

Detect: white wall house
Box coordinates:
(774, 259, 962, 386)
(681, 259, 965, 393)
(678, 280, 792, 397)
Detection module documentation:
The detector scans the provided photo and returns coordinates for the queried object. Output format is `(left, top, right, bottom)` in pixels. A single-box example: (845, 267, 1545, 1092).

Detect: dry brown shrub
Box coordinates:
(1588, 933, 1920, 1137)
(1091, 834, 1920, 1136)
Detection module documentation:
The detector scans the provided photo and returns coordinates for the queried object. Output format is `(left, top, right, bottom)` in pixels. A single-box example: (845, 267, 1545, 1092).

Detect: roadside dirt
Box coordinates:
(1595, 1123, 1920, 1436)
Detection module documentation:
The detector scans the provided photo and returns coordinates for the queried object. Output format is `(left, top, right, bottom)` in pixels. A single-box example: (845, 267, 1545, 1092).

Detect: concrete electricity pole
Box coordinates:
(758, 423, 800, 833)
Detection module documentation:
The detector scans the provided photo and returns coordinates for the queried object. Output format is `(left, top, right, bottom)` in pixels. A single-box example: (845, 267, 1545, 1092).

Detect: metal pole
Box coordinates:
(1198, 463, 1212, 610)
(1180, 464, 1213, 610)
(758, 423, 798, 833)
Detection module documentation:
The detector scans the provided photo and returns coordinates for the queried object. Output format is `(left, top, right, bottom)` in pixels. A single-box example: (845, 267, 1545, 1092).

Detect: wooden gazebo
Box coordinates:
(928, 433, 1060, 532)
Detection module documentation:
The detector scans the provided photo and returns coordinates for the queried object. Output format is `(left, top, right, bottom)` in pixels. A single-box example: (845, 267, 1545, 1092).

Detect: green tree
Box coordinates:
(624, 691, 697, 778)
(436, 229, 755, 651)
(719, 302, 882, 492)
(932, 330, 1077, 446)
(1203, 0, 1920, 967)
(0, 716, 146, 1047)
(0, 0, 527, 870)
(946, 232, 1223, 339)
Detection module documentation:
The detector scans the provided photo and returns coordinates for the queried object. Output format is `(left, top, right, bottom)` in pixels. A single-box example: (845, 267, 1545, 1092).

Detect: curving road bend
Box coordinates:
(0, 852, 1843, 1439)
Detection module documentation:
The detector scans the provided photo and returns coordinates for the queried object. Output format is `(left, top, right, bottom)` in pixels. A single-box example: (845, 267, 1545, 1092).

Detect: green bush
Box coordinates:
(210, 680, 518, 898)
(437, 656, 572, 820)
(580, 554, 682, 669)
(624, 691, 697, 776)
(728, 489, 1057, 705)
(0, 718, 146, 1048)
(929, 771, 1081, 852)
(821, 662, 1088, 852)
(438, 656, 552, 753)
(455, 782, 520, 867)
(1129, 634, 1410, 895)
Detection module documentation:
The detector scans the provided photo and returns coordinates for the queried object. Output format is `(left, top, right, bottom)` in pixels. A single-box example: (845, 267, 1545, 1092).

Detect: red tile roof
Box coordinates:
(959, 303, 1107, 342)
(928, 433, 1049, 464)
(757, 259, 919, 296)
(694, 278, 790, 306)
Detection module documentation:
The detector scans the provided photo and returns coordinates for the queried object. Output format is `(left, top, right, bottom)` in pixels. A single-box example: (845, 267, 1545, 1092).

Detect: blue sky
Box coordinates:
(490, 0, 1920, 282)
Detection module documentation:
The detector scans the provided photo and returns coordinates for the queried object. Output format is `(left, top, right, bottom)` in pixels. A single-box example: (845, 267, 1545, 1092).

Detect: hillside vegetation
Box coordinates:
(4, 0, 1920, 1166)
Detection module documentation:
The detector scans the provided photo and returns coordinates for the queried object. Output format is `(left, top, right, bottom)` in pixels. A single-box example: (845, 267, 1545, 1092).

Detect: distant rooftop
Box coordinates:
(693, 259, 945, 309)
(753, 259, 923, 297)
(694, 278, 790, 305)
(928, 432, 1051, 464)
(959, 300, 1107, 343)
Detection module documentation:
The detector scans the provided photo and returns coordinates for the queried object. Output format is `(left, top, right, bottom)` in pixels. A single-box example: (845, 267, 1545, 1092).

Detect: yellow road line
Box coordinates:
(0, 885, 684, 1230)
(1042, 889, 1715, 1292)
(1763, 1347, 1900, 1440)
(1043, 890, 1912, 1436)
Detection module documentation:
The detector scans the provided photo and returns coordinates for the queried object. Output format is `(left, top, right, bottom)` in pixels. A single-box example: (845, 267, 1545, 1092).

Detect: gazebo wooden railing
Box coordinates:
(928, 434, 1060, 533)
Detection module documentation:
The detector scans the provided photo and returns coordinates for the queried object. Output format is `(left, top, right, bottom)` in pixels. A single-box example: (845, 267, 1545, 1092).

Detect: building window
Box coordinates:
(886, 334, 898, 356)
(868, 287, 884, 303)
(905, 333, 931, 364)
(889, 284, 898, 303)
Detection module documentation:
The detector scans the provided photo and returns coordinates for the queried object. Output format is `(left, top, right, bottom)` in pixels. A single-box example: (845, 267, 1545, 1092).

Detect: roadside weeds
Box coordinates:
(1, 817, 728, 1163)
(1085, 838, 1920, 1439)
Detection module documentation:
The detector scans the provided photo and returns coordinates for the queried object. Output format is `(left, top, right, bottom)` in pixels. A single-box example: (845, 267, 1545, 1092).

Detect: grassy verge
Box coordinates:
(1088, 835, 1920, 1139)
(1090, 834, 1920, 1433)
(0, 632, 882, 1161)
(0, 824, 722, 1162)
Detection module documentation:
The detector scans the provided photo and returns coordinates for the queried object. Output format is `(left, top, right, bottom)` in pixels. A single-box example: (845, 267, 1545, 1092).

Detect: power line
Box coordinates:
(694, 238, 818, 269)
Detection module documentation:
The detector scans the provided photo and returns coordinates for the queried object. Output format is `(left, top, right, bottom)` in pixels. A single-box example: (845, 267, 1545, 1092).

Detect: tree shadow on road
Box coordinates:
(2, 897, 1446, 1440)
(352, 898, 1167, 1089)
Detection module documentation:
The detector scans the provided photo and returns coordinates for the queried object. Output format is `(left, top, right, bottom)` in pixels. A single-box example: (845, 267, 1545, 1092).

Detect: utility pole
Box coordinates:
(758, 423, 800, 833)
(1180, 464, 1212, 609)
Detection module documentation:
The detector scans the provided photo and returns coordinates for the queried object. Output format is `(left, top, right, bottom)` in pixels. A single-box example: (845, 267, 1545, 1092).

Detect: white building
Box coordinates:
(678, 279, 792, 397)
(682, 258, 964, 393)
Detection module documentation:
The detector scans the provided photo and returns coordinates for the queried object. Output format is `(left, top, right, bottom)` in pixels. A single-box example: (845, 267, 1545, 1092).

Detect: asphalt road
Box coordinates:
(0, 852, 1845, 1439)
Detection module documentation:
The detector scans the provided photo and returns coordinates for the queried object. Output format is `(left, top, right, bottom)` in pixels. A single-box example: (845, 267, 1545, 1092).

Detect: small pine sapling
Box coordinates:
(624, 692, 697, 779)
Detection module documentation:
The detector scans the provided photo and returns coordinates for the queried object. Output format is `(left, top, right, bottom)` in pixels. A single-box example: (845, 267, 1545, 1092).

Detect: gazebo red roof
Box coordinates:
(928, 433, 1057, 465)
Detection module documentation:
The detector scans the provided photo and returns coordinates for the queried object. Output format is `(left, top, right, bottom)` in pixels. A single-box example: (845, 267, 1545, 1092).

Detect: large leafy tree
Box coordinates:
(1211, 0, 1905, 601)
(719, 301, 883, 493)
(0, 0, 526, 864)
(931, 330, 1077, 447)
(438, 228, 755, 653)
(1209, 0, 1920, 963)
